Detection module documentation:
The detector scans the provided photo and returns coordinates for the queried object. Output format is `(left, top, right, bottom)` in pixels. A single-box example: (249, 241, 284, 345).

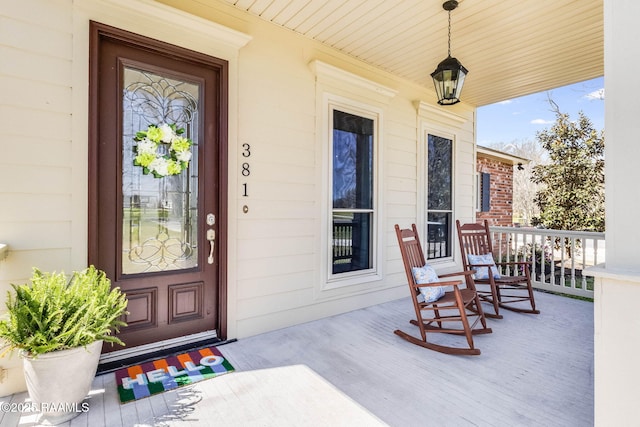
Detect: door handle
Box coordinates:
(207, 229, 215, 264)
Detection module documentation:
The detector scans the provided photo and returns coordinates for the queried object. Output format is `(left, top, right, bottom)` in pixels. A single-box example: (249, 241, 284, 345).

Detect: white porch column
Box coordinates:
(592, 1, 640, 425)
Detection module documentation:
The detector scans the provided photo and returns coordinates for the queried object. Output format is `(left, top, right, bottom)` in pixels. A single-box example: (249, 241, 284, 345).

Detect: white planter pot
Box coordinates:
(22, 340, 102, 425)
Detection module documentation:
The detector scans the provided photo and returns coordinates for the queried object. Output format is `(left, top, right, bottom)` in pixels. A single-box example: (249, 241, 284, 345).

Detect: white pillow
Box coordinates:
(411, 264, 446, 302)
(467, 253, 501, 279)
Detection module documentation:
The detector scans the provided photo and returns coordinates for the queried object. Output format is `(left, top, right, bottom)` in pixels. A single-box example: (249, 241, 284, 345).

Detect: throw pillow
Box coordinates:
(411, 264, 446, 302)
(467, 253, 501, 280)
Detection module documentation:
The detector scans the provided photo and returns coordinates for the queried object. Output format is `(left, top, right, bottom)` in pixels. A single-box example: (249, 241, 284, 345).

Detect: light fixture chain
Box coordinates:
(447, 10, 452, 57)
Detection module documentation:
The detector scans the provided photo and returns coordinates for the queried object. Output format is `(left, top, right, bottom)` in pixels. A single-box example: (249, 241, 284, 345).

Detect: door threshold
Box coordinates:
(97, 331, 236, 374)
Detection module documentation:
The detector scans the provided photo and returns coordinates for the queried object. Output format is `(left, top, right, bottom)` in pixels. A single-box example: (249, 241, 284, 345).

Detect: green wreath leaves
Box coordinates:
(133, 123, 192, 178)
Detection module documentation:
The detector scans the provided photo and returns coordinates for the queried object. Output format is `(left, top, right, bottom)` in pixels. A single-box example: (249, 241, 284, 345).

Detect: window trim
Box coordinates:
(311, 61, 395, 296)
(323, 96, 383, 289)
(419, 127, 457, 266)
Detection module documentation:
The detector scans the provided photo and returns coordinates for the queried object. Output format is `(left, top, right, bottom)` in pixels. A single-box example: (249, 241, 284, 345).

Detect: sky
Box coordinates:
(476, 76, 604, 147)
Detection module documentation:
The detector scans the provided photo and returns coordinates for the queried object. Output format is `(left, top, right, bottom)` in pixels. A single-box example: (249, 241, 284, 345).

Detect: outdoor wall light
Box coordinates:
(431, 0, 468, 105)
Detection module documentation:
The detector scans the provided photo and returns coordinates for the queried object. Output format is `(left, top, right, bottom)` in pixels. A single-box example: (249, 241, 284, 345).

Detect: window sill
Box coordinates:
(324, 270, 382, 290)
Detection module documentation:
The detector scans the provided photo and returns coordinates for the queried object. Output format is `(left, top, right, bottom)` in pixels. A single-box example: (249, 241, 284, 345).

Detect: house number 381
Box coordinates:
(241, 143, 250, 197)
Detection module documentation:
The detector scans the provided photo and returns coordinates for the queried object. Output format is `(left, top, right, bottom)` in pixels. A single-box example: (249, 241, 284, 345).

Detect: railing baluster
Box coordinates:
(526, 232, 534, 278)
(560, 238, 566, 288)
(570, 237, 576, 289)
(506, 231, 513, 275)
(546, 236, 556, 286)
(536, 234, 542, 282)
(495, 230, 502, 271)
(488, 226, 603, 298)
(581, 238, 588, 290)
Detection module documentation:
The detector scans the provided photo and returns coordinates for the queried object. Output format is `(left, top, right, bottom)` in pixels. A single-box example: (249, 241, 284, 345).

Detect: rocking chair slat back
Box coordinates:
(397, 228, 426, 288)
(393, 224, 492, 356)
(457, 221, 493, 262)
(456, 220, 540, 317)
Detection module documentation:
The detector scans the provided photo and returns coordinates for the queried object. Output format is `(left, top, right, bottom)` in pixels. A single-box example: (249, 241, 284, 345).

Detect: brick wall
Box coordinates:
(477, 156, 513, 227)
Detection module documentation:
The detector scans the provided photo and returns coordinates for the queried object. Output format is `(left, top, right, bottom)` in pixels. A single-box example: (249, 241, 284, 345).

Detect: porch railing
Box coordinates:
(489, 226, 605, 299)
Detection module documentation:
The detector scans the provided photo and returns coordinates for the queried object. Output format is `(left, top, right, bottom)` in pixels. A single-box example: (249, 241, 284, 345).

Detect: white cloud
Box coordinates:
(584, 88, 605, 101)
(531, 119, 554, 125)
(498, 100, 512, 105)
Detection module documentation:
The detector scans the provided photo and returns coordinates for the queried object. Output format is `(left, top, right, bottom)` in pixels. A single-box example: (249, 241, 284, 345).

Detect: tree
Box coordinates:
(531, 99, 605, 232)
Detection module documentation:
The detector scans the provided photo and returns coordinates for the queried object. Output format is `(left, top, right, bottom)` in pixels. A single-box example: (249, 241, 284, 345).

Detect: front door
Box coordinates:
(89, 22, 228, 352)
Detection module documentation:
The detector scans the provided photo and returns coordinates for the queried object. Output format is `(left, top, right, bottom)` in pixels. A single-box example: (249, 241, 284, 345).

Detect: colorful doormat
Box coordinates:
(115, 346, 235, 403)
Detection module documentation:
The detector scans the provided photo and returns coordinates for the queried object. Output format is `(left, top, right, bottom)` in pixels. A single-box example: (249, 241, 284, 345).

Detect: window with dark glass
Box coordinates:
(480, 172, 491, 212)
(427, 134, 453, 260)
(332, 109, 374, 274)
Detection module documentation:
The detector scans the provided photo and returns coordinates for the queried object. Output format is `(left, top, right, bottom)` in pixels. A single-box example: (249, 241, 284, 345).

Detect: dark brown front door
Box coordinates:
(89, 22, 228, 351)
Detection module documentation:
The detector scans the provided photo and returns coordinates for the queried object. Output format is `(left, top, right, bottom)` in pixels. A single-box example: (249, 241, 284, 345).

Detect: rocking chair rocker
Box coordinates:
(456, 220, 540, 319)
(394, 224, 492, 356)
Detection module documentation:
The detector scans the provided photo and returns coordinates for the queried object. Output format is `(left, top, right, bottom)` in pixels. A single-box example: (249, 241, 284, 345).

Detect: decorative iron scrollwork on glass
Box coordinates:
(121, 68, 200, 274)
(124, 72, 198, 125)
(127, 229, 194, 271)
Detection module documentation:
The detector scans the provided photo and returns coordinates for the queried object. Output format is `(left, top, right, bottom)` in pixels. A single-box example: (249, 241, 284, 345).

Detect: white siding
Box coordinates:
(0, 0, 74, 288)
(234, 26, 318, 335)
(0, 0, 75, 396)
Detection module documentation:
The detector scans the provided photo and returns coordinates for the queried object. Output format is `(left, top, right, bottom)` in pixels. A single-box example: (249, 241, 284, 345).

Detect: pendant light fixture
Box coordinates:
(431, 0, 468, 105)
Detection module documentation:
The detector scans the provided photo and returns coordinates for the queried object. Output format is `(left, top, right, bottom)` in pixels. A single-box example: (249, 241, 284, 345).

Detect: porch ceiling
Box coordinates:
(221, 0, 603, 107)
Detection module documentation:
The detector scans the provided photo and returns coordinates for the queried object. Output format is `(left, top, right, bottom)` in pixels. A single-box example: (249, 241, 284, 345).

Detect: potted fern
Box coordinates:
(0, 266, 127, 425)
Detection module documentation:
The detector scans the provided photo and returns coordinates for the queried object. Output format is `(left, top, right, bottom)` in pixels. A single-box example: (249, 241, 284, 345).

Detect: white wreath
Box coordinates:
(133, 123, 192, 178)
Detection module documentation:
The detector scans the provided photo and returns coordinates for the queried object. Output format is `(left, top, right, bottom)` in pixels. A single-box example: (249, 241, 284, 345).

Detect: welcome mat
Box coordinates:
(115, 346, 235, 403)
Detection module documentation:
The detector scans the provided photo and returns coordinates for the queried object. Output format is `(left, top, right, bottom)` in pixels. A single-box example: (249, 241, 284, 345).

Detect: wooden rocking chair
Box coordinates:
(456, 220, 540, 319)
(394, 224, 492, 356)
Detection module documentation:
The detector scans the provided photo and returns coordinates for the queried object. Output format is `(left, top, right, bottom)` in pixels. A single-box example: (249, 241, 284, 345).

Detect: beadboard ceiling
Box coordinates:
(221, 0, 603, 107)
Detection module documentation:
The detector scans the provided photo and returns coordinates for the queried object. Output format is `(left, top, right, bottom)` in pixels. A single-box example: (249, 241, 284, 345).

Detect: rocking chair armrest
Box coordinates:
(468, 262, 495, 268)
(438, 270, 474, 279)
(411, 279, 462, 289)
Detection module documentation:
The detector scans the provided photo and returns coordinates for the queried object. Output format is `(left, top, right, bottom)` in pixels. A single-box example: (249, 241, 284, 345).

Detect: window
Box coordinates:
(477, 172, 491, 212)
(427, 134, 453, 260)
(331, 109, 375, 275)
(312, 63, 393, 290)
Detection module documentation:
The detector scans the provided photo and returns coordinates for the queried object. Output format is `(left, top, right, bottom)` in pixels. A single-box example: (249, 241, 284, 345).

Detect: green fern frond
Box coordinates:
(0, 266, 129, 356)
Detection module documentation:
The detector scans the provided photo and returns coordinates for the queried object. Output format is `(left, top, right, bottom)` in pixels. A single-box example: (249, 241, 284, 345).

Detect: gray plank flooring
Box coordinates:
(0, 291, 593, 426)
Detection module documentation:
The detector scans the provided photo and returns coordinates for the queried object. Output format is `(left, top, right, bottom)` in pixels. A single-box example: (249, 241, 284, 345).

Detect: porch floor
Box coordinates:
(1, 290, 593, 426)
